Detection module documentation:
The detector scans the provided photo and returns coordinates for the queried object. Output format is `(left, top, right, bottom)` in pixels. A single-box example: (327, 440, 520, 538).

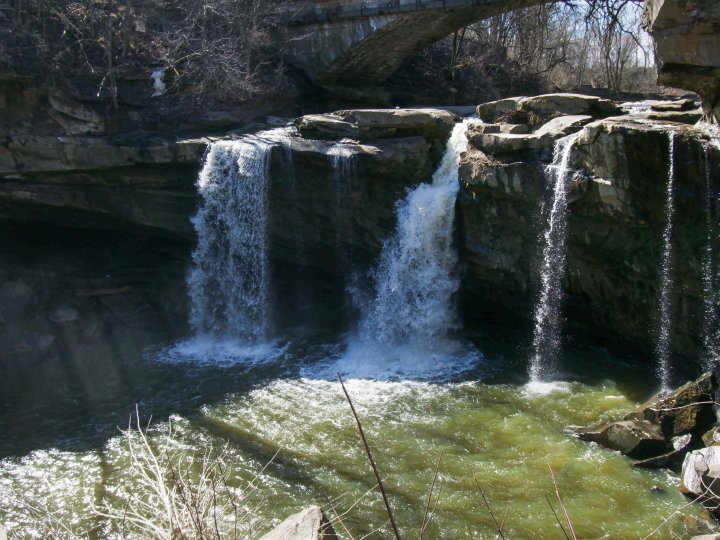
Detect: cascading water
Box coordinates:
(702, 141, 720, 370)
(187, 128, 292, 342)
(656, 132, 677, 391)
(359, 119, 476, 346)
(528, 132, 580, 384)
(327, 119, 480, 380)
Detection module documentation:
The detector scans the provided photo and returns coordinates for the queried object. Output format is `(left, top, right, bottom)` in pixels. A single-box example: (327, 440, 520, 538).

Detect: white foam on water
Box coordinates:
(152, 336, 289, 368)
(522, 380, 572, 397)
(303, 338, 482, 383)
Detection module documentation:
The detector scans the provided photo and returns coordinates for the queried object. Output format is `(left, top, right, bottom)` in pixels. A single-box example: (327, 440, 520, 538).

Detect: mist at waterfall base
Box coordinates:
(0, 127, 712, 539)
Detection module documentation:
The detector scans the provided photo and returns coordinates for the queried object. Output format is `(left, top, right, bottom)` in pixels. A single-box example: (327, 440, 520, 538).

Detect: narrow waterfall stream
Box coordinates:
(527, 133, 580, 387)
(702, 143, 720, 369)
(703, 140, 720, 370)
(188, 128, 292, 341)
(656, 132, 677, 391)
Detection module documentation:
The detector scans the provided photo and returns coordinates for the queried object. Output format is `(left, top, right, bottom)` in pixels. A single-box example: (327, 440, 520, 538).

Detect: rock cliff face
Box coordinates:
(2, 96, 718, 364)
(645, 0, 720, 124)
(458, 94, 719, 360)
(0, 108, 454, 362)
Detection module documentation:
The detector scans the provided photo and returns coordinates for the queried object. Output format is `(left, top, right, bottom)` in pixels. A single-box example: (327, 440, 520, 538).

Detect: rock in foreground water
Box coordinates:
(259, 506, 338, 540)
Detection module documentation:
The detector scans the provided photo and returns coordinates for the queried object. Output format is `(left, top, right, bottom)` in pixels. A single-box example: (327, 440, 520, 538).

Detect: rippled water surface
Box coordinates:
(0, 330, 710, 539)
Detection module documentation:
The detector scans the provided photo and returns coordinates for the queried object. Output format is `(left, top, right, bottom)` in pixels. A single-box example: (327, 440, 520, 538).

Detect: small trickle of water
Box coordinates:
(702, 141, 720, 370)
(357, 119, 478, 348)
(328, 144, 358, 253)
(656, 132, 677, 391)
(528, 132, 580, 382)
(188, 128, 292, 342)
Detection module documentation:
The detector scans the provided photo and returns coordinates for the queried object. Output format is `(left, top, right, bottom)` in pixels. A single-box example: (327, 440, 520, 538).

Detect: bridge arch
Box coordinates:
(280, 0, 544, 85)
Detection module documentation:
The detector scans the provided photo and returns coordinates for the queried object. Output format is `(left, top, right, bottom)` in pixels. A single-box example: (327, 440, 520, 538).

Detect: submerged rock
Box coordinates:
(259, 506, 338, 540)
(0, 280, 38, 324)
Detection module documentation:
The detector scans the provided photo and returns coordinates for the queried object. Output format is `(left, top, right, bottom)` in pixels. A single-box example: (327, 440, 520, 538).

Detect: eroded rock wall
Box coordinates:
(458, 106, 720, 359)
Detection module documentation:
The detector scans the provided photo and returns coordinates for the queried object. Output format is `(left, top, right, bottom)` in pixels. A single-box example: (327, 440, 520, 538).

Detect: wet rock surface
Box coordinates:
(573, 373, 717, 471)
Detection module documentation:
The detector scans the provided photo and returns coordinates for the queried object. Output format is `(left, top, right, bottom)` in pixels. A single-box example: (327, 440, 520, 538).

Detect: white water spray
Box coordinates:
(656, 132, 677, 391)
(528, 132, 580, 382)
(188, 128, 292, 342)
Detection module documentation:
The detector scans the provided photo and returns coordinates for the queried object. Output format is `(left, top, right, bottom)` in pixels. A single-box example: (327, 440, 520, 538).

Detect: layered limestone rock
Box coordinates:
(458, 103, 720, 358)
(645, 0, 720, 124)
(0, 108, 452, 243)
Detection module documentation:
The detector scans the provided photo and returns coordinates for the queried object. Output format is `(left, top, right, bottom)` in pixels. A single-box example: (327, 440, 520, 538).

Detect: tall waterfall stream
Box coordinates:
(0, 121, 706, 539)
(528, 133, 579, 389)
(656, 133, 677, 391)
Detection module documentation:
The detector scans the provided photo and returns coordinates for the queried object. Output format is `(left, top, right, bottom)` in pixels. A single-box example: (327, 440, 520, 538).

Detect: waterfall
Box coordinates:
(528, 132, 580, 382)
(357, 119, 477, 349)
(187, 128, 291, 342)
(702, 141, 720, 370)
(656, 132, 677, 391)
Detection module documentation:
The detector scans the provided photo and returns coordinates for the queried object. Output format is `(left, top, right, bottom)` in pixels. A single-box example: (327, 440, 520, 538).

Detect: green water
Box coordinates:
(0, 332, 711, 539)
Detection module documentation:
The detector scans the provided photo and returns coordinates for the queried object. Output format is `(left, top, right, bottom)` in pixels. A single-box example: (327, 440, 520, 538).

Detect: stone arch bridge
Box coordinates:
(275, 0, 543, 85)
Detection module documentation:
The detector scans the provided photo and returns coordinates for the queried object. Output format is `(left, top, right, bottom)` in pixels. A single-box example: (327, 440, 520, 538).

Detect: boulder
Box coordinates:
(476, 93, 622, 125)
(476, 97, 526, 123)
(703, 426, 720, 447)
(624, 372, 718, 438)
(259, 506, 338, 540)
(681, 446, 720, 514)
(647, 99, 698, 112)
(576, 419, 669, 459)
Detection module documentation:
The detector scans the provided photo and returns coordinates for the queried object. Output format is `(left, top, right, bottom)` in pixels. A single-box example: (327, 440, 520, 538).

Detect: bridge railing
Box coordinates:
(276, 0, 504, 25)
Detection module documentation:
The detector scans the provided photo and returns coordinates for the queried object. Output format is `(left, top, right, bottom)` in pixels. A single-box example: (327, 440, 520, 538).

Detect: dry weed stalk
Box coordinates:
(337, 372, 402, 540)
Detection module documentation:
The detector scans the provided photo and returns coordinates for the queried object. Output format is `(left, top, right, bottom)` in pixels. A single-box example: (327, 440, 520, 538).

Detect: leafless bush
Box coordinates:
(95, 409, 266, 540)
(0, 0, 287, 106)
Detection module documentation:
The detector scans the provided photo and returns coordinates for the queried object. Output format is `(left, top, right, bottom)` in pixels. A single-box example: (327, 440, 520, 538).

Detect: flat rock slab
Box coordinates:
(468, 115, 592, 155)
(296, 108, 458, 142)
(259, 506, 338, 540)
